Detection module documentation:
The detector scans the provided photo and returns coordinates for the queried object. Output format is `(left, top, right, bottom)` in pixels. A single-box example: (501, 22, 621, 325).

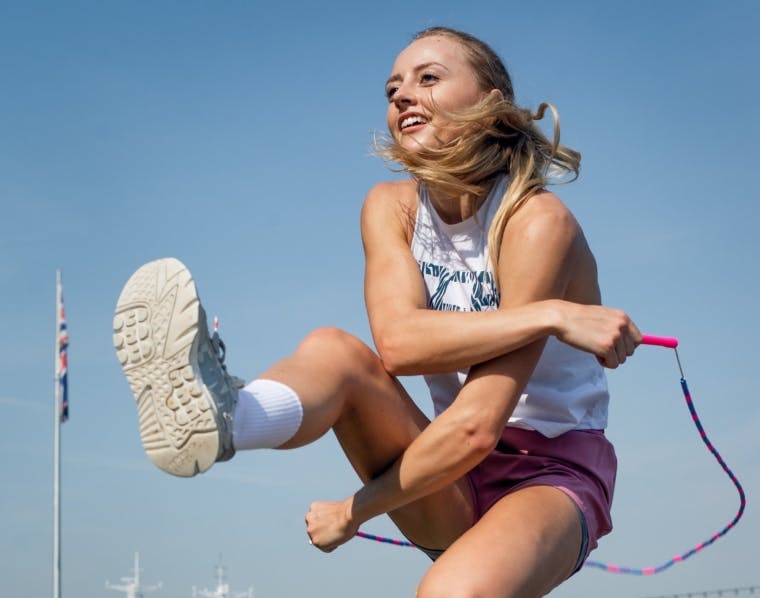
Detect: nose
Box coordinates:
(392, 78, 417, 108)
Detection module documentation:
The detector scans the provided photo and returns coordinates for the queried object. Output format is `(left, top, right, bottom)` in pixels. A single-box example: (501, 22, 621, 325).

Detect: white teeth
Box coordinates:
(401, 116, 427, 129)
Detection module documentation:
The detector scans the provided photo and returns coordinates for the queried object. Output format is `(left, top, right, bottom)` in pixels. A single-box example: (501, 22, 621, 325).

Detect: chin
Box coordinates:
(399, 135, 439, 154)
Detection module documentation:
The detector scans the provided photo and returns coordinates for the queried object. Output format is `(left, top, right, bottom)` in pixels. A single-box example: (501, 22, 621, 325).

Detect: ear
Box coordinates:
(488, 88, 504, 100)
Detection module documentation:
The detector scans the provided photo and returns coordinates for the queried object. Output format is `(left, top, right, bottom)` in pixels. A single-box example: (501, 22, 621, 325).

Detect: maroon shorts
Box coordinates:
(466, 427, 617, 560)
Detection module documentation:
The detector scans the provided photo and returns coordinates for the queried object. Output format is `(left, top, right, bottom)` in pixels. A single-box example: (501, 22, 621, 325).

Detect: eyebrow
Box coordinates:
(385, 61, 450, 88)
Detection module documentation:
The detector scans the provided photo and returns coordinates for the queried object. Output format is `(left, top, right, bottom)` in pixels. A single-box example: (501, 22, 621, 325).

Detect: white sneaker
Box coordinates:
(113, 257, 241, 477)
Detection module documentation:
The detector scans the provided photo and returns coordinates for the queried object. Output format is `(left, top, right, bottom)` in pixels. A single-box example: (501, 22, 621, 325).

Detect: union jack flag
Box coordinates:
(57, 275, 69, 423)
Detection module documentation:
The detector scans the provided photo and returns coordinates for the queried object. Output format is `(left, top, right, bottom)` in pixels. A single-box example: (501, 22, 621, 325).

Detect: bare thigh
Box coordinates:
(417, 485, 582, 598)
(257, 327, 474, 548)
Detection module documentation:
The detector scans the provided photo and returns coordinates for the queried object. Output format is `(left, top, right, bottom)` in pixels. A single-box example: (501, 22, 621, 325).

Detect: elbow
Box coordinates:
(458, 412, 501, 460)
(465, 428, 500, 459)
(376, 345, 412, 377)
(374, 331, 415, 376)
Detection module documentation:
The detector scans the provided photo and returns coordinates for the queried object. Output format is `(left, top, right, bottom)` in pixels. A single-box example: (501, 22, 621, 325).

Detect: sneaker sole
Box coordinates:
(113, 258, 220, 477)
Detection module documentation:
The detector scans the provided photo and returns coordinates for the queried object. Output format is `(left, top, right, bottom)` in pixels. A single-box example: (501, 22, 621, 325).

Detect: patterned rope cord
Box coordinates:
(355, 531, 415, 547)
(584, 371, 746, 574)
(354, 338, 747, 576)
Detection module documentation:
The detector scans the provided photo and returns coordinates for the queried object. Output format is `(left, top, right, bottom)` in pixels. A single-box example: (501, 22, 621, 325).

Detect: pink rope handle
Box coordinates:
(641, 334, 679, 349)
(355, 334, 746, 576)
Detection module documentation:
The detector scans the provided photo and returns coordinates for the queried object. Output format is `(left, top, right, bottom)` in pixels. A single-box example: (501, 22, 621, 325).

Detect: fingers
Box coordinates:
(630, 320, 643, 347)
(559, 303, 641, 368)
(304, 502, 347, 553)
(596, 309, 641, 369)
(304, 509, 325, 551)
(305, 509, 318, 550)
(619, 313, 641, 363)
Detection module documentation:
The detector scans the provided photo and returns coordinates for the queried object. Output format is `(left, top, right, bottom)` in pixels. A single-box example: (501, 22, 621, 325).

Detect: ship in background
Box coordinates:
(106, 552, 162, 598)
(105, 552, 253, 597)
(192, 557, 254, 598)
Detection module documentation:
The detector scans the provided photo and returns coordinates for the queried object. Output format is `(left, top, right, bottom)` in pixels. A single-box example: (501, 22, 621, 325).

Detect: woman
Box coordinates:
(113, 27, 640, 597)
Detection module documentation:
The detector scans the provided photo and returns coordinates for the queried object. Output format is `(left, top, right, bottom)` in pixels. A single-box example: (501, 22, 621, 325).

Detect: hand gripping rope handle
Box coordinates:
(356, 334, 747, 575)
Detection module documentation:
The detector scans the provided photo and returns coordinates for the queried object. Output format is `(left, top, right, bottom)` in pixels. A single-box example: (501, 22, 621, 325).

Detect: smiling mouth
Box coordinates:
(400, 115, 428, 130)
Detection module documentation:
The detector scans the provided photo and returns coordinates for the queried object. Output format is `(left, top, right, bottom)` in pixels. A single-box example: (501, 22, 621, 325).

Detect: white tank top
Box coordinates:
(410, 176, 609, 437)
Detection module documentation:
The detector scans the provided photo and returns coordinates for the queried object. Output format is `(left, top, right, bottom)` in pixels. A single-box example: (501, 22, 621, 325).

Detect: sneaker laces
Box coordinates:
(208, 323, 243, 463)
(211, 329, 245, 390)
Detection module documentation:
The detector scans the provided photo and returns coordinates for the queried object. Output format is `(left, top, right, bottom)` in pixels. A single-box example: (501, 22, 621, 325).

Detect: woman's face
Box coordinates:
(386, 35, 485, 153)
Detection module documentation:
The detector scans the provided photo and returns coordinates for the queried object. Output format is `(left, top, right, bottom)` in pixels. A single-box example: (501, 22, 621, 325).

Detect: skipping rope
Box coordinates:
(354, 334, 746, 575)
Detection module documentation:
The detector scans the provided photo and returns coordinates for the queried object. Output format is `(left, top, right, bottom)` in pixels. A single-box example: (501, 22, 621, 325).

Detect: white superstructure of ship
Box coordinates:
(192, 558, 253, 598)
(106, 552, 162, 598)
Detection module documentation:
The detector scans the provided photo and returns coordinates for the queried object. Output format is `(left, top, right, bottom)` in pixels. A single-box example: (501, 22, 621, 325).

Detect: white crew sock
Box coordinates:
(232, 379, 304, 450)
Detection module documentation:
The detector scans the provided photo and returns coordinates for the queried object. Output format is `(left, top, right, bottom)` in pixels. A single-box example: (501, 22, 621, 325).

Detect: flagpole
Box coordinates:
(53, 269, 61, 598)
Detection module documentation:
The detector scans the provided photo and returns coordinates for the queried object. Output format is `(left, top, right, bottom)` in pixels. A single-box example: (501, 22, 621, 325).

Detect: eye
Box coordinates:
(420, 72, 439, 85)
(385, 85, 398, 101)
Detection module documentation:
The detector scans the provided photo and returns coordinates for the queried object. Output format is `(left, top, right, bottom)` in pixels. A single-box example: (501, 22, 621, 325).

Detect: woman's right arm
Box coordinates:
(361, 181, 637, 375)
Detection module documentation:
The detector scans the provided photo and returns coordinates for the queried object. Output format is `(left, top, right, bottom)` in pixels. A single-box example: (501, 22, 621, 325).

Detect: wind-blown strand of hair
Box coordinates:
(377, 95, 578, 286)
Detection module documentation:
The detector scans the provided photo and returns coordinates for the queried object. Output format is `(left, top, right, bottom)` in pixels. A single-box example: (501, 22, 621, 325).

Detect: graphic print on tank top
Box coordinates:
(413, 176, 507, 315)
(419, 262, 498, 312)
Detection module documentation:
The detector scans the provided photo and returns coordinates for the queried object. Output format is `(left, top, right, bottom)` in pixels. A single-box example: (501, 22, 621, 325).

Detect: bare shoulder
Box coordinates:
(505, 190, 599, 303)
(505, 190, 583, 249)
(361, 179, 418, 242)
(363, 179, 417, 211)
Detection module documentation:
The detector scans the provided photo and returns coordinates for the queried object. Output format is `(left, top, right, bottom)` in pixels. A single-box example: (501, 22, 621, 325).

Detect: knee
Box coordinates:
(416, 575, 445, 598)
(417, 565, 501, 598)
(298, 326, 365, 356)
(297, 327, 383, 376)
(417, 573, 480, 598)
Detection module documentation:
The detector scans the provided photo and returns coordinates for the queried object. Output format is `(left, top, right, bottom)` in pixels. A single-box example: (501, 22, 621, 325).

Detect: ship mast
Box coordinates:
(106, 552, 162, 598)
(192, 557, 253, 598)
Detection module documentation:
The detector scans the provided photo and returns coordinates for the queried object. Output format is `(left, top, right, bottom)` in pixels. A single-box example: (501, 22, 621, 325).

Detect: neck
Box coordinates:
(427, 185, 491, 224)
(422, 174, 502, 224)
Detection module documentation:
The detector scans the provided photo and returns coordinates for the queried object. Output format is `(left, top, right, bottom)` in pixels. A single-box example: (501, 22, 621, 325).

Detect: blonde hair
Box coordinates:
(379, 27, 581, 278)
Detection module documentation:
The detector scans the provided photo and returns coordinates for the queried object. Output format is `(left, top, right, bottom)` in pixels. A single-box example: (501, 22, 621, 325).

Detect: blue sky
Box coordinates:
(1, 1, 758, 596)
